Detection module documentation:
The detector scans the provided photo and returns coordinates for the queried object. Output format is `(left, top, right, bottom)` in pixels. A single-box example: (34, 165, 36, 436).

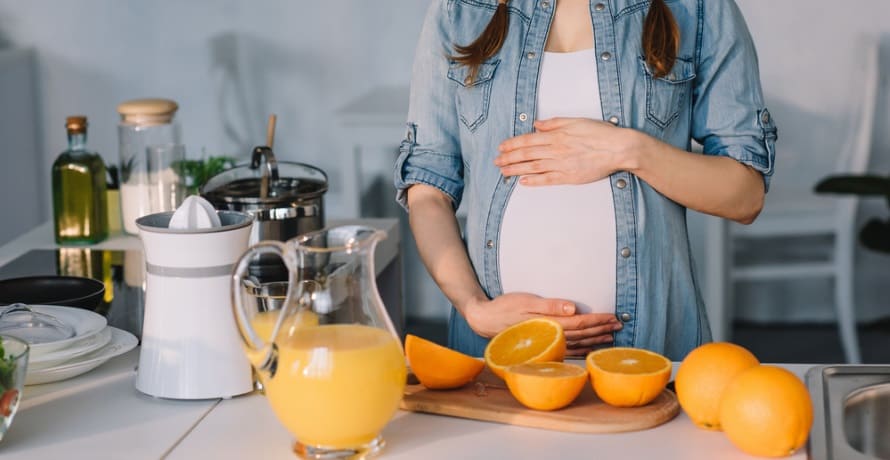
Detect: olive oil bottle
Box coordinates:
(52, 116, 108, 244)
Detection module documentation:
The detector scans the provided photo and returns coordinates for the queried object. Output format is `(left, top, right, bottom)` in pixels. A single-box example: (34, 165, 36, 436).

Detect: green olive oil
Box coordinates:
(51, 116, 108, 244)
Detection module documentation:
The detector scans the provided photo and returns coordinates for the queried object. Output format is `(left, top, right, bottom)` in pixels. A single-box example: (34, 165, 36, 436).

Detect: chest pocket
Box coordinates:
(639, 56, 696, 129)
(448, 60, 499, 132)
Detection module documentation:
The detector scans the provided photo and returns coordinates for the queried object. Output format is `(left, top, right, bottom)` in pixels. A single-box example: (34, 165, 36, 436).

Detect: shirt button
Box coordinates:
(608, 116, 620, 126)
(594, 2, 606, 11)
(527, 51, 537, 59)
(616, 178, 627, 189)
(486, 240, 494, 249)
(519, 113, 528, 122)
(464, 76, 473, 85)
(541, 0, 550, 8)
(600, 52, 612, 61)
(620, 247, 631, 258)
(761, 110, 771, 124)
(620, 312, 632, 322)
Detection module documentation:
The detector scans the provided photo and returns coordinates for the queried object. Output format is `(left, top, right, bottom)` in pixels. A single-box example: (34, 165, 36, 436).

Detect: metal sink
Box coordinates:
(807, 365, 890, 459)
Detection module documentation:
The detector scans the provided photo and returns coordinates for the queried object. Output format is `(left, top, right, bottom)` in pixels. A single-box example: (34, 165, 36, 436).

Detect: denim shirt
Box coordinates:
(393, 0, 777, 360)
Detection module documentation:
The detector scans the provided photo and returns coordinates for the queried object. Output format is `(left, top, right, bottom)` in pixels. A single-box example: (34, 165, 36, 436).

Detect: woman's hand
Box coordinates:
(495, 117, 641, 186)
(462, 292, 622, 356)
(562, 313, 623, 357)
(497, 116, 765, 222)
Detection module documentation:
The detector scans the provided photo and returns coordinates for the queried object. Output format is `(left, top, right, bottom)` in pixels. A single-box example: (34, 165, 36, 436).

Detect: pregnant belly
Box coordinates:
(498, 179, 617, 314)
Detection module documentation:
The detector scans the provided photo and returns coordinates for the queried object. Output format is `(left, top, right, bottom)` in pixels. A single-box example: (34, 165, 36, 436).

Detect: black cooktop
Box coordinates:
(0, 249, 144, 338)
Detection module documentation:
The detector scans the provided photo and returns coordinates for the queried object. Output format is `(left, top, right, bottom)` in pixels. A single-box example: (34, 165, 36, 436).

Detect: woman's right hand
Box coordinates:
(462, 293, 622, 354)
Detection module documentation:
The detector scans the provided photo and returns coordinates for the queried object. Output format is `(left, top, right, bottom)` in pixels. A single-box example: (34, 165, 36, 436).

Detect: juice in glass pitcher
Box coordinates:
(264, 324, 405, 448)
(233, 225, 405, 459)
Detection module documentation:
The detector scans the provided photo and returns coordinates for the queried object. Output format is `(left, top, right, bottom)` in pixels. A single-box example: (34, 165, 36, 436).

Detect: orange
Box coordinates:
(405, 334, 484, 390)
(719, 365, 813, 457)
(585, 347, 671, 407)
(675, 342, 760, 430)
(503, 362, 588, 411)
(484, 318, 566, 379)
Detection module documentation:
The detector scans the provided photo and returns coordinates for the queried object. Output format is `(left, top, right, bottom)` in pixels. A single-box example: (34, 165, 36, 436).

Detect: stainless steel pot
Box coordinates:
(201, 146, 328, 280)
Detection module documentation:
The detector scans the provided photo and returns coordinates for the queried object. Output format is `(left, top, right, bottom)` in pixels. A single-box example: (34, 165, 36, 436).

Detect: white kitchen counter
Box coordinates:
(168, 363, 811, 460)
(1, 350, 216, 460)
(0, 222, 811, 459)
(1, 349, 812, 459)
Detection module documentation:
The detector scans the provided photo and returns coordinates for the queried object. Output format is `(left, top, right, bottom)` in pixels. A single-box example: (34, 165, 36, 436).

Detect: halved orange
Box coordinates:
(405, 334, 484, 390)
(504, 362, 588, 411)
(484, 318, 566, 379)
(585, 347, 671, 407)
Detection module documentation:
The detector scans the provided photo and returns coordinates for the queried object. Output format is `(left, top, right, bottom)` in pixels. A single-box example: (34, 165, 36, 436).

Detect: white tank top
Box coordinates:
(498, 48, 617, 314)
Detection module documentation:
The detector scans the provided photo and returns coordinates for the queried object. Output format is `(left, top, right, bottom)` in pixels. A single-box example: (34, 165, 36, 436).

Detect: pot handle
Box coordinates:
(250, 146, 279, 182)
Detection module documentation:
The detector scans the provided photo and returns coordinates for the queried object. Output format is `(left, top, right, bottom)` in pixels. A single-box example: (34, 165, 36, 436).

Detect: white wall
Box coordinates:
(0, 0, 888, 324)
(0, 0, 429, 219)
(0, 48, 42, 246)
(727, 1, 890, 323)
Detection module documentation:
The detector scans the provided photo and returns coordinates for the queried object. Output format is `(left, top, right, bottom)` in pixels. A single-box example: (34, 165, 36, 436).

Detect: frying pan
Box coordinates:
(0, 276, 105, 309)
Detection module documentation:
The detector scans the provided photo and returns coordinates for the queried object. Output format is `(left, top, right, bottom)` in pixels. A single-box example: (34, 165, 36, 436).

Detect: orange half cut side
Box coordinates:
(484, 318, 566, 379)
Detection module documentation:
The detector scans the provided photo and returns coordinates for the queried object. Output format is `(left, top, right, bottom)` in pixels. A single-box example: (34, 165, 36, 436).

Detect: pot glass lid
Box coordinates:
(202, 161, 328, 203)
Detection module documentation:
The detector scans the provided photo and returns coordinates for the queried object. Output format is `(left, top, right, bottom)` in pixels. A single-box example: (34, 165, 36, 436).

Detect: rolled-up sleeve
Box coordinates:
(692, 0, 777, 191)
(394, 0, 464, 210)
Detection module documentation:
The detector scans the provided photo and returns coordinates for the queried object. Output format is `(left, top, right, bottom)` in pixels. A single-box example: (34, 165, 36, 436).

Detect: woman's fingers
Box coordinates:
(500, 158, 558, 177)
(522, 297, 576, 316)
(518, 172, 569, 186)
(564, 323, 621, 341)
(498, 131, 561, 153)
(566, 333, 616, 348)
(535, 117, 611, 132)
(495, 144, 562, 168)
(557, 313, 621, 330)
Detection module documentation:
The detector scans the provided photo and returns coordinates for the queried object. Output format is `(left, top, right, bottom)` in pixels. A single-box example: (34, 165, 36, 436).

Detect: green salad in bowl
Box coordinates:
(0, 336, 28, 442)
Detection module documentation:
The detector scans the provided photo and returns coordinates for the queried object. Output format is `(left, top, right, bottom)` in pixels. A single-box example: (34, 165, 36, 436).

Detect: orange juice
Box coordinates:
(251, 309, 319, 342)
(262, 324, 406, 448)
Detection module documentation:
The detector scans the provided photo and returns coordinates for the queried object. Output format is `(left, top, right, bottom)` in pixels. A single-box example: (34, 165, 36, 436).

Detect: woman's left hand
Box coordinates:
(495, 117, 640, 186)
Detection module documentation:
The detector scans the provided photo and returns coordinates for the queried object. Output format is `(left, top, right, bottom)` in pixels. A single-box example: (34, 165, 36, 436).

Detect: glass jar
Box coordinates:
(117, 98, 181, 235)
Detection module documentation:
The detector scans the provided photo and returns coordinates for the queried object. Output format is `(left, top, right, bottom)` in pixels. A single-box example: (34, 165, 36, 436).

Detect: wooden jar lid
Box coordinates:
(117, 98, 178, 125)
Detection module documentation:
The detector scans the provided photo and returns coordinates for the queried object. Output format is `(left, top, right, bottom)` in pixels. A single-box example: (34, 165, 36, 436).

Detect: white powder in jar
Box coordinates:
(120, 169, 185, 234)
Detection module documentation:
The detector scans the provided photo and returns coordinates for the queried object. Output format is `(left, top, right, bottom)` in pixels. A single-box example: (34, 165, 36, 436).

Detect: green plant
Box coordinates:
(173, 156, 237, 195)
(106, 164, 120, 190)
(0, 341, 13, 394)
(0, 340, 17, 417)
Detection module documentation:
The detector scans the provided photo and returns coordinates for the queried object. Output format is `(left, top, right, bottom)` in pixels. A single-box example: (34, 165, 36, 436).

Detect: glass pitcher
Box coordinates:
(231, 225, 405, 459)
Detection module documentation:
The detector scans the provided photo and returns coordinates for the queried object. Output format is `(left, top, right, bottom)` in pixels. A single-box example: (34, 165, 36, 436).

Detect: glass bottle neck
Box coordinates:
(67, 132, 87, 152)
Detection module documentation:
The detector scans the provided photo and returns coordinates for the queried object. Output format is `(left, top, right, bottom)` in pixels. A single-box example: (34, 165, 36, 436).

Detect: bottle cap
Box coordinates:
(117, 98, 178, 126)
(65, 116, 88, 134)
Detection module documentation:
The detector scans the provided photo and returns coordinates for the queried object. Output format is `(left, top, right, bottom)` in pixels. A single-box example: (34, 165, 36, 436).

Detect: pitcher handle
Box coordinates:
(231, 240, 296, 377)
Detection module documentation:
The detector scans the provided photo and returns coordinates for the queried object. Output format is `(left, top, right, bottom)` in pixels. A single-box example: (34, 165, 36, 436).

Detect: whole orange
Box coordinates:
(675, 342, 760, 430)
(719, 365, 813, 457)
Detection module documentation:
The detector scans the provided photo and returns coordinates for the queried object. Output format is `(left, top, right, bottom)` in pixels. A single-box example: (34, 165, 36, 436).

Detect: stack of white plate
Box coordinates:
(17, 306, 138, 385)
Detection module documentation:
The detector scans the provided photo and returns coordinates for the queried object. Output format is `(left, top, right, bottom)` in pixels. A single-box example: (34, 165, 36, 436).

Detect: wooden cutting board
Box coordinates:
(401, 367, 679, 434)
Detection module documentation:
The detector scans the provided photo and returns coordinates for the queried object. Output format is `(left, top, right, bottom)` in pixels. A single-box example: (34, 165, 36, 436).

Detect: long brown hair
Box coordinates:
(452, 0, 679, 80)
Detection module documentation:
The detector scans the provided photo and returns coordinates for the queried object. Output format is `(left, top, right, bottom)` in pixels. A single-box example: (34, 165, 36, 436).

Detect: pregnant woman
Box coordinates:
(394, 0, 775, 359)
